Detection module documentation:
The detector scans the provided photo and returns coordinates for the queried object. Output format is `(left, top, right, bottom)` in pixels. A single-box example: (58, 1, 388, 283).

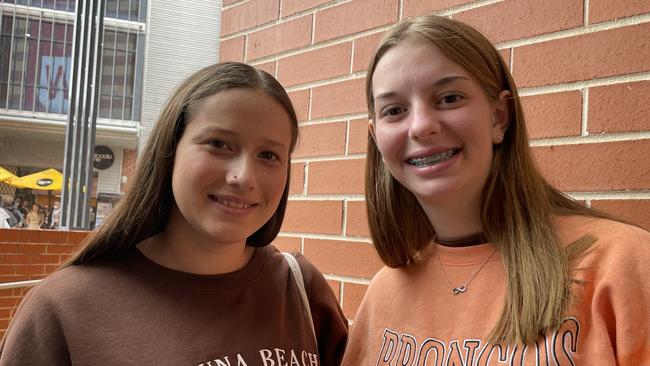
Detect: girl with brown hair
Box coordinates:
(342, 14, 649, 365)
(1, 62, 347, 365)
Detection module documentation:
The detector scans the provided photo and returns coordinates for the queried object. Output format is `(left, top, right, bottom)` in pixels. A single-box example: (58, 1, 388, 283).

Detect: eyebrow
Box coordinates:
(195, 126, 289, 150)
(374, 75, 471, 100)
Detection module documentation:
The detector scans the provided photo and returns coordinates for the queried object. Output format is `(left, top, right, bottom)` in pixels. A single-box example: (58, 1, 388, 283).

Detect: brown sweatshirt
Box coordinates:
(0, 245, 348, 365)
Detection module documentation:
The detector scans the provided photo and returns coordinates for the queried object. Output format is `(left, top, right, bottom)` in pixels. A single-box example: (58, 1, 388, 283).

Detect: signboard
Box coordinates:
(94, 145, 115, 170)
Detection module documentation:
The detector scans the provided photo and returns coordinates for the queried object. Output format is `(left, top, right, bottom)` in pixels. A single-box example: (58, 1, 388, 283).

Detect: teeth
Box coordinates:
(215, 197, 252, 209)
(408, 149, 457, 167)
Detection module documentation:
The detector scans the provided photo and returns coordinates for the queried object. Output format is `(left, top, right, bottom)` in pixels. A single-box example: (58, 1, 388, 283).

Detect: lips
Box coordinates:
(407, 148, 459, 167)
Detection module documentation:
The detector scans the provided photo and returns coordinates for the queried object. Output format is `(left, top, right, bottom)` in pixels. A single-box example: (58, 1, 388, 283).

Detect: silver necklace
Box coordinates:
(436, 247, 497, 295)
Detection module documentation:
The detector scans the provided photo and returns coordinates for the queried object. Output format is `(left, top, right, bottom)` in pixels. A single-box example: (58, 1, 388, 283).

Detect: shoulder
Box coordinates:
(267, 245, 324, 293)
(557, 215, 650, 284)
(16, 263, 114, 314)
(556, 215, 650, 257)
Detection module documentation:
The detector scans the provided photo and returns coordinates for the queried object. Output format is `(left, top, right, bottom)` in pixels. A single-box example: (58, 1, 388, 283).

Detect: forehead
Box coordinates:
(372, 37, 473, 94)
(187, 88, 293, 145)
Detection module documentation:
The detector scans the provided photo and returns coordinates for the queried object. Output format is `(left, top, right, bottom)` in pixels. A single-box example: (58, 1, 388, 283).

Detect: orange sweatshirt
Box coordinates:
(342, 215, 650, 365)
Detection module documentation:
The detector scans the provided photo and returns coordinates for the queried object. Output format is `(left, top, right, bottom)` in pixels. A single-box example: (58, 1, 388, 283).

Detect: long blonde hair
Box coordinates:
(65, 62, 298, 266)
(365, 14, 612, 344)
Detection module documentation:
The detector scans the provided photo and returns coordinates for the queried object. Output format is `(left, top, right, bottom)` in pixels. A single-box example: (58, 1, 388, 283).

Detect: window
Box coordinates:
(0, 0, 146, 122)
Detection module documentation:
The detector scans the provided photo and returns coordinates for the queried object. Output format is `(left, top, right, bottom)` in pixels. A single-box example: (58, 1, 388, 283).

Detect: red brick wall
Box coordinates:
(0, 229, 86, 338)
(220, 0, 650, 319)
(120, 149, 137, 194)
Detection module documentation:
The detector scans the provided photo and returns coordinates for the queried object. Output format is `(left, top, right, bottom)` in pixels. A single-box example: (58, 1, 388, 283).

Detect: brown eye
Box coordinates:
(209, 140, 231, 150)
(439, 94, 463, 105)
(381, 106, 406, 117)
(258, 151, 278, 161)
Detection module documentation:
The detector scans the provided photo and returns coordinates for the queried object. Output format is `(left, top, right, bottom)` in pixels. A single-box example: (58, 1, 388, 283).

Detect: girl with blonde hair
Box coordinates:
(342, 14, 649, 365)
(1, 62, 347, 365)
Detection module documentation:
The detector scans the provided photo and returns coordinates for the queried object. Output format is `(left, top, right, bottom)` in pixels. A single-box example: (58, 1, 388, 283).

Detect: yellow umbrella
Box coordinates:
(0, 166, 18, 182)
(6, 169, 63, 190)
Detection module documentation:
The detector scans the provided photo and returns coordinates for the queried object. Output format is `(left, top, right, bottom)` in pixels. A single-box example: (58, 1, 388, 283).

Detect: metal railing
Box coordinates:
(0, 279, 42, 290)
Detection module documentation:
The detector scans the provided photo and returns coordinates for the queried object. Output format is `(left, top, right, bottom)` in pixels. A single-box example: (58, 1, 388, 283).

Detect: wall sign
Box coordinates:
(94, 145, 114, 170)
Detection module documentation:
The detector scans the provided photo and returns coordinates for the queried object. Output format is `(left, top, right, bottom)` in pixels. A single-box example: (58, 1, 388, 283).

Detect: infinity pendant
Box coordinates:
(452, 286, 467, 295)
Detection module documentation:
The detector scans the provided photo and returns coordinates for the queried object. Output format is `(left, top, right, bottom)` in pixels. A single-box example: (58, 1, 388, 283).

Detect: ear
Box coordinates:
(368, 118, 375, 138)
(491, 90, 511, 144)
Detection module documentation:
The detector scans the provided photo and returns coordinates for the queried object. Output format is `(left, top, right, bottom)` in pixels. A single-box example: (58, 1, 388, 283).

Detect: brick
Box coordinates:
(0, 243, 18, 253)
(589, 0, 650, 24)
(352, 32, 385, 73)
(17, 230, 29, 243)
(308, 159, 365, 194)
(346, 200, 369, 238)
(590, 200, 650, 232)
(314, 0, 398, 43)
(288, 89, 310, 122)
(30, 254, 62, 265)
(15, 243, 47, 254)
(532, 140, 650, 192)
(521, 91, 582, 139)
(514, 23, 650, 88)
(311, 78, 366, 119)
(219, 36, 245, 62)
(46, 244, 78, 254)
(282, 0, 331, 17)
(293, 122, 346, 158)
(3, 229, 19, 243)
(247, 15, 312, 60)
(282, 200, 343, 235)
(455, 0, 582, 43)
(326, 279, 341, 301)
(67, 231, 88, 245)
(221, 0, 279, 36)
(402, 0, 473, 17)
(342, 282, 368, 319)
(121, 149, 137, 193)
(277, 43, 352, 87)
(303, 239, 382, 278)
(272, 236, 302, 253)
(289, 162, 305, 195)
(588, 81, 650, 134)
(222, 0, 241, 6)
(253, 61, 276, 77)
(1, 255, 31, 265)
(45, 264, 60, 273)
(347, 118, 369, 154)
(0, 265, 15, 275)
(0, 297, 19, 309)
(498, 48, 511, 69)
(13, 264, 45, 276)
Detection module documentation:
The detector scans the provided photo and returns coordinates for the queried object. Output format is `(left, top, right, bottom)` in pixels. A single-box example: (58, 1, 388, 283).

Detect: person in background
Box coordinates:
(50, 201, 61, 229)
(342, 14, 650, 365)
(1, 62, 348, 365)
(25, 203, 43, 230)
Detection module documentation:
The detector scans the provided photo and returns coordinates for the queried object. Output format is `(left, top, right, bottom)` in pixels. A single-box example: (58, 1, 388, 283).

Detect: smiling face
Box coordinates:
(370, 37, 508, 226)
(168, 88, 292, 248)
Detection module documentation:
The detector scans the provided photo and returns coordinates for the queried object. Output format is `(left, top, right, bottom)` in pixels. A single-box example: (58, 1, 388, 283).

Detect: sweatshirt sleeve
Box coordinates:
(296, 253, 348, 366)
(0, 283, 71, 365)
(589, 227, 650, 365)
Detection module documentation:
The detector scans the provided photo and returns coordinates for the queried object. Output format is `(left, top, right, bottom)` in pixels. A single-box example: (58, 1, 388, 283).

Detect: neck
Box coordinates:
(418, 197, 483, 241)
(137, 220, 254, 275)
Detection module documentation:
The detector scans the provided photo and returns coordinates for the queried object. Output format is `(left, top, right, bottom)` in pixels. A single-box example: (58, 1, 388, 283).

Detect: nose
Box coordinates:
(408, 103, 441, 140)
(225, 155, 256, 191)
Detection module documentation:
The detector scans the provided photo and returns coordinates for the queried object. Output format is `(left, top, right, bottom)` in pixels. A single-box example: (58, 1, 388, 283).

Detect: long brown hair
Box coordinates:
(66, 62, 298, 266)
(365, 15, 612, 344)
